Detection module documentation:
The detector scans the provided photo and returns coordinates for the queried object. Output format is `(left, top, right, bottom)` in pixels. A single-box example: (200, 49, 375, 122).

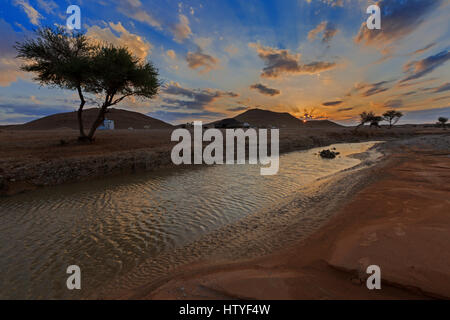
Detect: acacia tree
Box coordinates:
(86, 45, 160, 140)
(15, 27, 94, 140)
(355, 111, 375, 130)
(15, 27, 161, 142)
(438, 117, 448, 129)
(383, 110, 403, 128)
(369, 115, 383, 128)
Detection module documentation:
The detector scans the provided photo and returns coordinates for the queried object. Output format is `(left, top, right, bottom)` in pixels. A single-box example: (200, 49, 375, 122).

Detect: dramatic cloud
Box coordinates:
(166, 49, 177, 60)
(401, 50, 450, 83)
(171, 14, 192, 43)
(14, 0, 42, 26)
(322, 100, 343, 106)
(432, 95, 450, 102)
(162, 82, 238, 110)
(0, 19, 25, 86)
(250, 83, 280, 96)
(383, 100, 403, 109)
(348, 81, 392, 97)
(249, 43, 336, 78)
(37, 0, 58, 14)
(411, 43, 436, 56)
(308, 21, 338, 43)
(186, 49, 219, 73)
(355, 0, 443, 52)
(116, 0, 162, 29)
(432, 82, 450, 93)
(0, 58, 23, 86)
(86, 22, 153, 60)
(337, 107, 353, 112)
(227, 106, 249, 112)
(396, 77, 438, 89)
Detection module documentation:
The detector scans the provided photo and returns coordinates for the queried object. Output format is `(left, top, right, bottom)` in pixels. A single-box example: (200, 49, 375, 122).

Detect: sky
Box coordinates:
(0, 0, 449, 125)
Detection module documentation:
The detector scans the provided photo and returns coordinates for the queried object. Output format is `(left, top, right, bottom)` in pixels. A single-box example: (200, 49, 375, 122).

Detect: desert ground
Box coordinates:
(1, 123, 449, 300)
(0, 125, 444, 196)
(100, 134, 450, 300)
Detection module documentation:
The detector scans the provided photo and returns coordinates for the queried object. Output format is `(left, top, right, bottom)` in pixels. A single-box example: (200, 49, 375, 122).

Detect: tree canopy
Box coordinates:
(15, 27, 161, 141)
(383, 110, 403, 128)
(438, 117, 448, 129)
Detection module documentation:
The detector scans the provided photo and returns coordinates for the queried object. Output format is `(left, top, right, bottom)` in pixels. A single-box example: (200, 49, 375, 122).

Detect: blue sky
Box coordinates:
(0, 0, 449, 125)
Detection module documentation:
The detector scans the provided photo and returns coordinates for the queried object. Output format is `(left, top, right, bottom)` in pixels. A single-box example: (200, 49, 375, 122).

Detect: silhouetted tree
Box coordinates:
(369, 115, 383, 128)
(438, 117, 448, 129)
(15, 27, 94, 140)
(383, 110, 403, 128)
(86, 45, 160, 140)
(15, 27, 161, 142)
(355, 111, 375, 130)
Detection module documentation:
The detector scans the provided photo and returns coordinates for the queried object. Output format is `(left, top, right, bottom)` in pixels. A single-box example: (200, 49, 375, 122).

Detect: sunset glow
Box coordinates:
(0, 0, 449, 126)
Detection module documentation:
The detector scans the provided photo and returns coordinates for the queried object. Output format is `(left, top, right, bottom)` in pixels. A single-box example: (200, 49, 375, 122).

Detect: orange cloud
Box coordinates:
(171, 14, 192, 43)
(249, 43, 336, 78)
(86, 22, 153, 60)
(186, 49, 219, 74)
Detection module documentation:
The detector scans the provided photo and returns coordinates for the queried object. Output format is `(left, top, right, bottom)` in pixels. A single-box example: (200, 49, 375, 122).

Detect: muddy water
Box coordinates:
(0, 141, 381, 299)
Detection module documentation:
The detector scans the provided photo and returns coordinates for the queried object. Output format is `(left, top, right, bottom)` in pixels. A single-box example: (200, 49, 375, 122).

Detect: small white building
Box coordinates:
(99, 119, 115, 130)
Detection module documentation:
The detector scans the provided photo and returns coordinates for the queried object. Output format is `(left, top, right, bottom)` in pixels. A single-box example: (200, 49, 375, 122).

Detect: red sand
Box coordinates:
(135, 142, 450, 300)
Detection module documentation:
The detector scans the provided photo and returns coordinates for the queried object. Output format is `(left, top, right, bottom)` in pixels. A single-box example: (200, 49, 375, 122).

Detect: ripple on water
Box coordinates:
(0, 141, 381, 299)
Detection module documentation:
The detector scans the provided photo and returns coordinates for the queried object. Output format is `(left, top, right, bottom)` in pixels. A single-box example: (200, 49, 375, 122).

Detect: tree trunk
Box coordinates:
(87, 104, 108, 141)
(76, 87, 88, 141)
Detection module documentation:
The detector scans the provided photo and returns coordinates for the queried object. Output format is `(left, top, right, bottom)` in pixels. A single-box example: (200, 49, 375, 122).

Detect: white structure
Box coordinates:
(99, 119, 115, 130)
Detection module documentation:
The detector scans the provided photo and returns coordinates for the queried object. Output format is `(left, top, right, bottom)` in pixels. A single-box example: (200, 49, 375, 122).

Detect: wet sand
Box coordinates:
(120, 135, 450, 300)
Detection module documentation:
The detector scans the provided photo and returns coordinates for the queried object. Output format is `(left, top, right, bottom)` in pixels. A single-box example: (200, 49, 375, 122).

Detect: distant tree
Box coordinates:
(85, 45, 160, 140)
(369, 115, 383, 128)
(438, 117, 448, 129)
(15, 27, 94, 140)
(383, 110, 403, 128)
(15, 27, 161, 142)
(355, 111, 375, 130)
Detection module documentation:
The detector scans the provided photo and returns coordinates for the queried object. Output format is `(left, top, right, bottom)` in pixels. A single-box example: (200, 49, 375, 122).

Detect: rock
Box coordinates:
(319, 149, 340, 159)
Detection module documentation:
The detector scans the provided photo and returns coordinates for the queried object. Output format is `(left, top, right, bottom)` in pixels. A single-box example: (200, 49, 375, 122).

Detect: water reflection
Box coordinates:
(0, 141, 380, 299)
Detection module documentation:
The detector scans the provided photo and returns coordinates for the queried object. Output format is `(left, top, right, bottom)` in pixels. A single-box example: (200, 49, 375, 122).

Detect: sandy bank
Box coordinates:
(0, 126, 445, 196)
(117, 135, 450, 300)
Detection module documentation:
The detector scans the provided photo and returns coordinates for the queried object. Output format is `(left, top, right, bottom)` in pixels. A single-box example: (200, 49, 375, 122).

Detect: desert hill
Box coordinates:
(232, 108, 342, 128)
(234, 108, 302, 128)
(303, 119, 343, 128)
(3, 108, 173, 130)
